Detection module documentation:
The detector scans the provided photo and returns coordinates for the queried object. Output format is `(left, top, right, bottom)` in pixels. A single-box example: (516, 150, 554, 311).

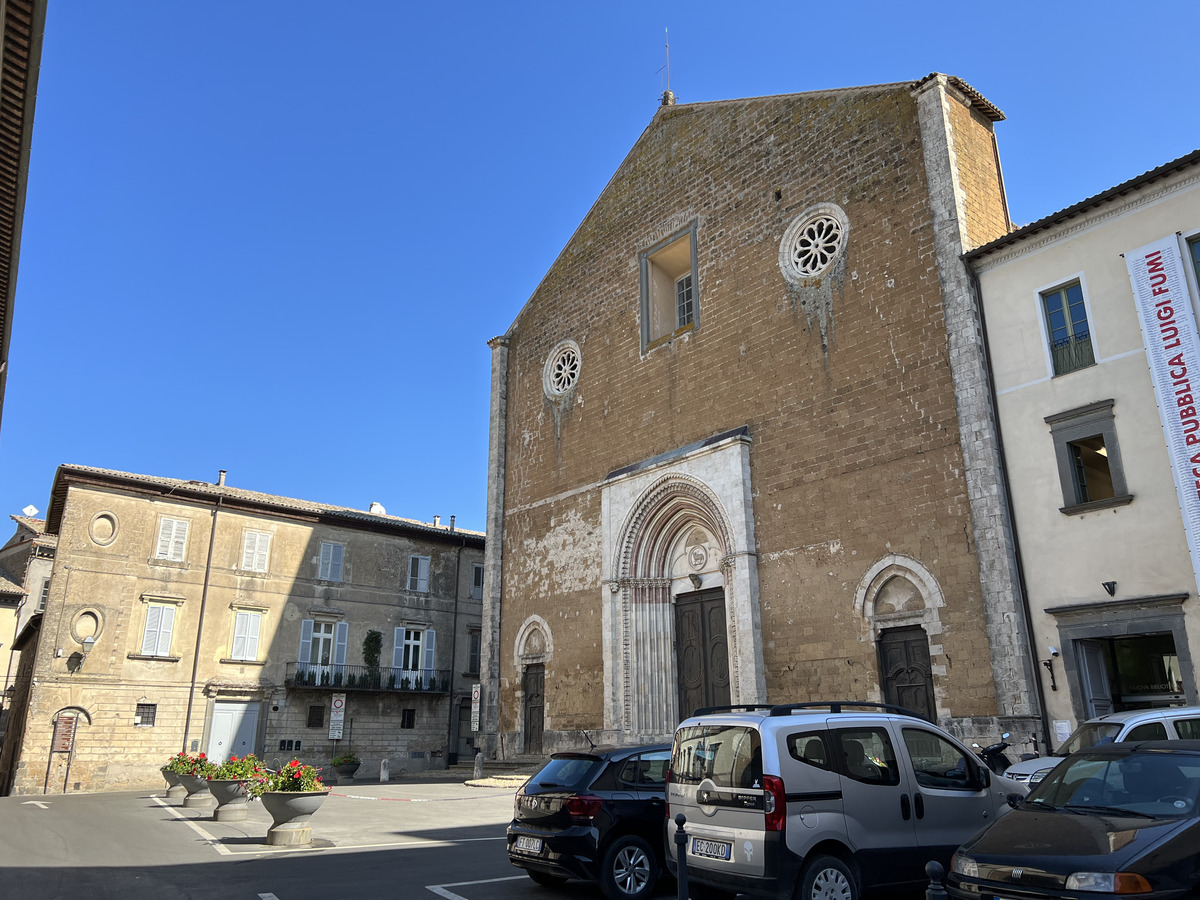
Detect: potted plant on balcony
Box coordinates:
(363, 630, 382, 689)
(168, 752, 216, 808)
(206, 754, 267, 822)
(330, 752, 361, 783)
(248, 759, 329, 846)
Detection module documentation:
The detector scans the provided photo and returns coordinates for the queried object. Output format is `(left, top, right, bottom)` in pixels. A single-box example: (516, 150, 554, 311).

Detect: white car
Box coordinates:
(1005, 705, 1200, 786)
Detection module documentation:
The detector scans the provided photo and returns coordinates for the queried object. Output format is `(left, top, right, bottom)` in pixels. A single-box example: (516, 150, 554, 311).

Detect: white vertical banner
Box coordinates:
(1127, 235, 1200, 589)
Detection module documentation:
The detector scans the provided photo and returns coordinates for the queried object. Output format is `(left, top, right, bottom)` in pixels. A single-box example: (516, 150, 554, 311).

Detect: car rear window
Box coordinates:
(673, 724, 762, 787)
(529, 755, 603, 791)
(1175, 719, 1200, 740)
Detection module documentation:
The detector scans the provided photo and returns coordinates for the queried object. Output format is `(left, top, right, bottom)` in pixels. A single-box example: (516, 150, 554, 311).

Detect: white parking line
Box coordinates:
(151, 797, 232, 856)
(258, 894, 280, 899)
(426, 876, 527, 899)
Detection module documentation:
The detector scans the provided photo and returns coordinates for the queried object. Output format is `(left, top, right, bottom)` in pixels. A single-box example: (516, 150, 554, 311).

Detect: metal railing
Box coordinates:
(1051, 333, 1095, 375)
(284, 662, 450, 694)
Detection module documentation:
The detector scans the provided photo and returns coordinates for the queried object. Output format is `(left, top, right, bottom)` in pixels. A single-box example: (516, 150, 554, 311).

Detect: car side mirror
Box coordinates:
(978, 766, 991, 789)
(1006, 793, 1023, 809)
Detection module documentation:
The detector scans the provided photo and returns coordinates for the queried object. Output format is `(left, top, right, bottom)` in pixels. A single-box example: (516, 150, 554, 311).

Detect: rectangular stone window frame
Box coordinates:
(1035, 273, 1097, 378)
(470, 563, 484, 600)
(129, 594, 185, 661)
(401, 708, 416, 729)
(639, 223, 699, 351)
(1045, 399, 1133, 515)
(408, 555, 430, 593)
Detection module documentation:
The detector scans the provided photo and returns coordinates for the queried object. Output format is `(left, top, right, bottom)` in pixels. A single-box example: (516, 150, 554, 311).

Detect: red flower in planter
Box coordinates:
(289, 760, 300, 767)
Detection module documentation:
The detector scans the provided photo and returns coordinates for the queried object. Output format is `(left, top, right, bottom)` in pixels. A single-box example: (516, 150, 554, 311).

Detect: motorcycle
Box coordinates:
(972, 732, 1014, 775)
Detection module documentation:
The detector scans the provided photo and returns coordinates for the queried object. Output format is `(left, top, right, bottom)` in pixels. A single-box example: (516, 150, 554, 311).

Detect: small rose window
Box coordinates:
(543, 340, 581, 398)
(779, 204, 849, 284)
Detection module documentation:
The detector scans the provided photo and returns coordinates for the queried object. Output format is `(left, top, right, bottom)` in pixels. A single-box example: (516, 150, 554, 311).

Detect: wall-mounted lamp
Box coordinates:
(81, 635, 95, 660)
(1041, 647, 1058, 691)
(1102, 581, 1117, 597)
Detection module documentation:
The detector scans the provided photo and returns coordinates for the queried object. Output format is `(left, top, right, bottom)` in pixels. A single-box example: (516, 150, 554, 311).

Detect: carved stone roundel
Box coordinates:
(779, 203, 849, 285)
(543, 340, 581, 398)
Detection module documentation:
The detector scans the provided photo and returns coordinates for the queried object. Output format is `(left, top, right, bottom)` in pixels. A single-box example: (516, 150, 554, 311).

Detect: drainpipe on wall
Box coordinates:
(445, 536, 465, 765)
(182, 470, 225, 753)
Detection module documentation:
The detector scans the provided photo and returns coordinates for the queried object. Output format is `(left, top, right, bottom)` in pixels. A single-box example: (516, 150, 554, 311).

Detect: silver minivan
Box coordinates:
(666, 702, 1026, 900)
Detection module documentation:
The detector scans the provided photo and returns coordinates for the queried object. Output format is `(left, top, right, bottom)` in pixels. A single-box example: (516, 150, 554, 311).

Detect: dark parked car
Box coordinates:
(507, 744, 672, 900)
(949, 740, 1200, 900)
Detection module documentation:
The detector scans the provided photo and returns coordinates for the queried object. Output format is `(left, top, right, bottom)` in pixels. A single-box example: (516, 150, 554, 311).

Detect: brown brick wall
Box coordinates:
(498, 85, 1008, 738)
(948, 99, 1010, 249)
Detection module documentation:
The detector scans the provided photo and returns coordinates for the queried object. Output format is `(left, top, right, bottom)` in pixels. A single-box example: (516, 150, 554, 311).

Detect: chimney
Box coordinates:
(217, 470, 227, 487)
(661, 89, 676, 107)
(449, 515, 456, 532)
(433, 515, 441, 528)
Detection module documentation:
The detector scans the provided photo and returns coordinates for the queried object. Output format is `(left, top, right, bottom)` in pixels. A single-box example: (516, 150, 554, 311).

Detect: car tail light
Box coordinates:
(565, 795, 604, 821)
(763, 774, 786, 832)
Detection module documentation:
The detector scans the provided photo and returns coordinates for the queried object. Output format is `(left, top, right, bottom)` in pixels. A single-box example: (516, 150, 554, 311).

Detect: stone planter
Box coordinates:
(208, 779, 250, 822)
(178, 773, 214, 808)
(332, 761, 360, 784)
(161, 769, 187, 800)
(261, 790, 329, 846)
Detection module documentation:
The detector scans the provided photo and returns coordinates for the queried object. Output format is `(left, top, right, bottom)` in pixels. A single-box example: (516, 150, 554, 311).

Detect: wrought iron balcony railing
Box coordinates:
(284, 662, 450, 694)
(1051, 333, 1095, 376)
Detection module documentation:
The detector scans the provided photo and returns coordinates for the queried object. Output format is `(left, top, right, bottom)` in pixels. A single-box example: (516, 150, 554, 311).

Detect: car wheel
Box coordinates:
(798, 855, 856, 900)
(526, 870, 568, 888)
(600, 834, 660, 900)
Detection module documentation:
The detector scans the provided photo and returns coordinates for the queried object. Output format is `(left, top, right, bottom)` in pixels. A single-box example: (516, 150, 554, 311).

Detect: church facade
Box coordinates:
(480, 75, 1042, 758)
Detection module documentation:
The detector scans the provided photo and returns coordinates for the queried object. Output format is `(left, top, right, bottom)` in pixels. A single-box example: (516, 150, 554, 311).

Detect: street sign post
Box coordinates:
(471, 683, 480, 732)
(329, 693, 346, 740)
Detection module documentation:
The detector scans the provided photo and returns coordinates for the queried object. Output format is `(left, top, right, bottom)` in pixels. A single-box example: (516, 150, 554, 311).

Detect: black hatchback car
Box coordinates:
(507, 744, 672, 900)
(948, 740, 1200, 900)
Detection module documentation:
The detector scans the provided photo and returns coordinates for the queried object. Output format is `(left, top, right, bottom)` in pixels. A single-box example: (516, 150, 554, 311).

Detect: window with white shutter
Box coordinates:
(241, 531, 271, 572)
(155, 517, 190, 562)
(319, 542, 344, 582)
(408, 555, 430, 592)
(141, 603, 176, 656)
(471, 564, 484, 600)
(231, 610, 262, 660)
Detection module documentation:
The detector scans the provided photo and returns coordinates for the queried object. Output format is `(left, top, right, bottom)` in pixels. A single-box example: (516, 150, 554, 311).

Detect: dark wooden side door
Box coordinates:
(877, 626, 935, 721)
(675, 589, 731, 719)
(523, 664, 544, 756)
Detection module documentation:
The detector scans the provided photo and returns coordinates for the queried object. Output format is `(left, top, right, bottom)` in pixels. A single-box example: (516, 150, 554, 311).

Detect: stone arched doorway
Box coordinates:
(604, 467, 763, 741)
(855, 555, 946, 722)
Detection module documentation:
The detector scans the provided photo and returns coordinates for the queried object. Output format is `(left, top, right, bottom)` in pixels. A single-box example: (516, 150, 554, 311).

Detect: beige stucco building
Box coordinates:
(480, 75, 1044, 760)
(0, 515, 56, 742)
(968, 150, 1200, 740)
(1, 465, 485, 795)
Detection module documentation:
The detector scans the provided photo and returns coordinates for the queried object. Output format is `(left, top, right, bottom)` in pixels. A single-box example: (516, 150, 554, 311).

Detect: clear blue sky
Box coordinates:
(2, 1, 1196, 532)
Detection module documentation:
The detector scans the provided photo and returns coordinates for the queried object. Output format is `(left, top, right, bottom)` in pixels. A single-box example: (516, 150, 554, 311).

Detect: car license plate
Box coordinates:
(515, 836, 542, 853)
(691, 837, 732, 860)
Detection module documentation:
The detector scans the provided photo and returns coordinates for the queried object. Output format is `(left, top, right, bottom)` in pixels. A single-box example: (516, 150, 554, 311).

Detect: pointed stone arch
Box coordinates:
(855, 555, 946, 719)
(603, 464, 763, 741)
